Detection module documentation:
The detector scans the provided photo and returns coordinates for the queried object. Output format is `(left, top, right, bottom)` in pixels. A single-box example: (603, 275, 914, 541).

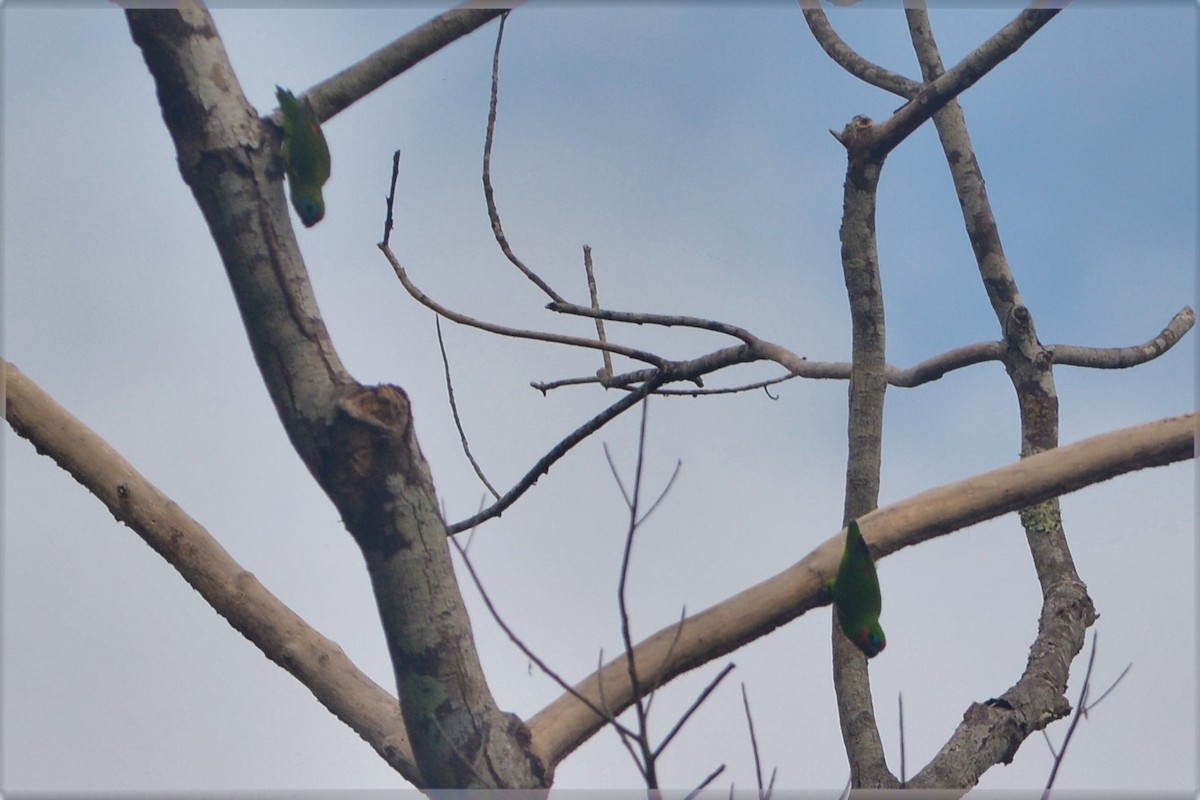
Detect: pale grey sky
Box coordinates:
(3, 2, 1196, 795)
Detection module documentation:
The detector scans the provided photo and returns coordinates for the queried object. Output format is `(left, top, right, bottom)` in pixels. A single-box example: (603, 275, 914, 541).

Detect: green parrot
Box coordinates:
(275, 86, 330, 227)
(829, 520, 886, 658)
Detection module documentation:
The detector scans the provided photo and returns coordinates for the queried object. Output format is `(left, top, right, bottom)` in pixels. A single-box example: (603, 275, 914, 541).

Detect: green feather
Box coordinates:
(830, 520, 886, 658)
(276, 86, 331, 227)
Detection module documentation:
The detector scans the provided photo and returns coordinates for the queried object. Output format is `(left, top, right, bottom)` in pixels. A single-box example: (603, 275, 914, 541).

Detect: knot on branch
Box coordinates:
(962, 701, 1025, 765)
(322, 384, 421, 549)
(335, 384, 412, 440)
(832, 114, 876, 150)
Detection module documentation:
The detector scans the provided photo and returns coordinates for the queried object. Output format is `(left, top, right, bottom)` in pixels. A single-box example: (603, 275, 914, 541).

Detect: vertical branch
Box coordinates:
(838, 117, 889, 520)
(903, 3, 1096, 788)
(830, 116, 897, 790)
(617, 399, 655, 785)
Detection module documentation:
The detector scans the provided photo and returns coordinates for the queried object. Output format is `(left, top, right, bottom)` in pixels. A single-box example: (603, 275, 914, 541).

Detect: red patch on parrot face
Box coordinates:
(858, 626, 886, 658)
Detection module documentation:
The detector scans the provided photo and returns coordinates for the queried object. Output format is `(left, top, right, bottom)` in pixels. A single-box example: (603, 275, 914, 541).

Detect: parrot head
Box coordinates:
(291, 187, 325, 227)
(855, 621, 887, 658)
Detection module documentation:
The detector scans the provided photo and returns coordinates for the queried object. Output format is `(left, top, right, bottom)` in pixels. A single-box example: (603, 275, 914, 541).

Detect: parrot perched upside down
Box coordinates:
(276, 86, 330, 227)
(830, 520, 886, 658)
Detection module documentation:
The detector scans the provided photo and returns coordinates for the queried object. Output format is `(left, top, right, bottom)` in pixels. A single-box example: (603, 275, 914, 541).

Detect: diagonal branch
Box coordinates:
(293, 7, 509, 126)
(526, 411, 1195, 771)
(446, 375, 666, 533)
(129, 6, 543, 787)
(3, 360, 422, 786)
(449, 531, 639, 745)
(875, 6, 1063, 153)
(804, 3, 1063, 157)
(379, 241, 667, 367)
(436, 317, 501, 502)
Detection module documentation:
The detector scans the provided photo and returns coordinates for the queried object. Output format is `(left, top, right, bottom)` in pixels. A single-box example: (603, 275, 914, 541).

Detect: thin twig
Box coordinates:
(436, 317, 501, 501)
(594, 647, 651, 776)
(449, 533, 639, 741)
(381, 149, 400, 247)
(652, 661, 736, 759)
(602, 442, 632, 509)
(1083, 661, 1131, 714)
(899, 692, 907, 786)
(1041, 637, 1098, 798)
(1042, 633, 1133, 799)
(548, 299, 762, 346)
(590, 652, 648, 777)
(742, 684, 765, 798)
(636, 459, 682, 527)
(380, 240, 666, 366)
(583, 245, 614, 381)
(533, 344, 757, 394)
(642, 605, 688, 720)
(447, 376, 664, 533)
(482, 11, 565, 303)
(617, 399, 653, 785)
(683, 763, 727, 800)
(378, 164, 663, 365)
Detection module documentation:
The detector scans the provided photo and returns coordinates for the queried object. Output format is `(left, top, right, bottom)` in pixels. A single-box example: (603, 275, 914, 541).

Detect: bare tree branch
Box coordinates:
(436, 316, 501, 501)
(295, 7, 508, 126)
(447, 375, 664, 533)
(603, 400, 734, 788)
(2, 360, 421, 786)
(378, 241, 668, 367)
(548, 300, 763, 346)
(482, 11, 566, 303)
(527, 412, 1195, 770)
(902, 4, 1092, 789)
(830, 110, 895, 788)
(1040, 633, 1132, 800)
(617, 401, 656, 786)
(447, 528, 637, 746)
(683, 763, 727, 800)
(876, 6, 1063, 153)
(805, 3, 1062, 156)
(541, 306, 1193, 391)
(652, 662, 736, 760)
(128, 6, 543, 787)
(741, 684, 771, 799)
(1051, 306, 1195, 368)
(799, 3, 920, 97)
(583, 245, 615, 381)
(382, 149, 401, 247)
